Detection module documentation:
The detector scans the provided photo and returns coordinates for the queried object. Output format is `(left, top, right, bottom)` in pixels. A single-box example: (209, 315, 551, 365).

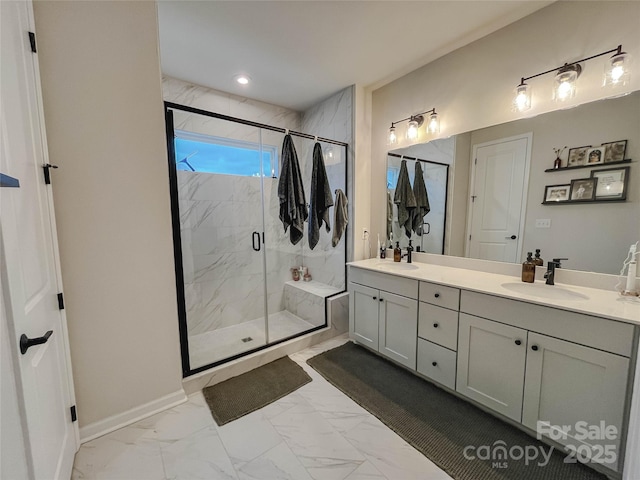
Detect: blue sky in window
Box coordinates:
(175, 138, 276, 177)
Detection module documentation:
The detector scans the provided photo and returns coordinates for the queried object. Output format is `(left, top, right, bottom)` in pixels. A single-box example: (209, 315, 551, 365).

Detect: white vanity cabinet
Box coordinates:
(417, 282, 460, 390)
(349, 268, 419, 369)
(458, 290, 633, 471)
(456, 313, 528, 421)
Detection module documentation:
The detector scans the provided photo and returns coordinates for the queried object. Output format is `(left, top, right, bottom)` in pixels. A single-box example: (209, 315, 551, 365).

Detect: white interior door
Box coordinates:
(1, 1, 78, 478)
(467, 135, 530, 263)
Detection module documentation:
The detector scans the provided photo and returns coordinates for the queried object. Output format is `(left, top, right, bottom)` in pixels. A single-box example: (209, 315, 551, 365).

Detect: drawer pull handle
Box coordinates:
(434, 293, 440, 298)
(379, 298, 383, 302)
(531, 345, 539, 351)
(515, 339, 522, 346)
(432, 361, 438, 367)
(433, 323, 439, 328)
(373, 296, 377, 300)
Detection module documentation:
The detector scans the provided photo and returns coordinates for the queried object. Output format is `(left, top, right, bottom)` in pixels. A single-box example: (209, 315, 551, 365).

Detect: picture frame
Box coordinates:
(585, 147, 605, 165)
(567, 145, 591, 167)
(601, 139, 627, 163)
(569, 178, 597, 201)
(544, 184, 571, 203)
(590, 166, 630, 200)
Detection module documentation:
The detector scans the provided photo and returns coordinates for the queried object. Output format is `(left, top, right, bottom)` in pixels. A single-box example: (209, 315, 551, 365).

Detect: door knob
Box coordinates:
(433, 323, 439, 328)
(505, 235, 517, 240)
(20, 331, 53, 355)
(515, 339, 522, 346)
(531, 345, 539, 351)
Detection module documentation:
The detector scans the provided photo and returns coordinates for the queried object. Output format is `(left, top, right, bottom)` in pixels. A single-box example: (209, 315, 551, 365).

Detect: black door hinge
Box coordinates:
(57, 293, 65, 310)
(70, 405, 77, 422)
(42, 164, 58, 184)
(28, 32, 37, 53)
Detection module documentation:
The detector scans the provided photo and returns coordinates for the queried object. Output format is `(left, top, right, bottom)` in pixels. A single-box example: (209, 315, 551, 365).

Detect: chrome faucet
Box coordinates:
(544, 258, 568, 285)
(402, 240, 414, 263)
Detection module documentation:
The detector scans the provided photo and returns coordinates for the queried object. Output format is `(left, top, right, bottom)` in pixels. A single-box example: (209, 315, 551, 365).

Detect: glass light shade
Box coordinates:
(553, 69, 578, 102)
(388, 126, 397, 145)
(426, 113, 440, 134)
(406, 119, 419, 140)
(604, 52, 631, 86)
(513, 83, 532, 112)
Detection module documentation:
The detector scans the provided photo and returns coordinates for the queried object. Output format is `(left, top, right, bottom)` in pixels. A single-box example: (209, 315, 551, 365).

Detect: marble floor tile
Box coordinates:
(72, 335, 452, 480)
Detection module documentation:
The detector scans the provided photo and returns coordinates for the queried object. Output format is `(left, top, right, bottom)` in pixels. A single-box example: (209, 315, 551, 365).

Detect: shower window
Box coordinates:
(175, 130, 278, 177)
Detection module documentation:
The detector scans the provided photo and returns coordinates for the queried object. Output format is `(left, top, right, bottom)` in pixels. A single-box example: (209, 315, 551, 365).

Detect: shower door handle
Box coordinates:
(252, 232, 261, 251)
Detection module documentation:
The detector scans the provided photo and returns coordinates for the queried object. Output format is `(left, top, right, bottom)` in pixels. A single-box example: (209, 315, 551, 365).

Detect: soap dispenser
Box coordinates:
(393, 242, 402, 262)
(522, 252, 536, 283)
(533, 249, 544, 266)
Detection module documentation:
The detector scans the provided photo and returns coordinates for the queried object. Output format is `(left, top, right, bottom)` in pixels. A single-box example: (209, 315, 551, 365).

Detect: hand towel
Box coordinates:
(412, 161, 431, 235)
(393, 160, 416, 238)
(278, 134, 307, 245)
(386, 190, 393, 243)
(308, 142, 334, 250)
(332, 189, 348, 247)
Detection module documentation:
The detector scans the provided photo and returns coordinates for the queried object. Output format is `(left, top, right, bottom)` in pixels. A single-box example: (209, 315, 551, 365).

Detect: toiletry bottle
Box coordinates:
(393, 242, 401, 262)
(533, 249, 544, 266)
(522, 252, 536, 283)
(380, 245, 386, 259)
(376, 235, 381, 259)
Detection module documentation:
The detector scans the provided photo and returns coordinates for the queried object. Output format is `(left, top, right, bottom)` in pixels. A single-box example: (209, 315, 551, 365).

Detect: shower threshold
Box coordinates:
(188, 310, 315, 370)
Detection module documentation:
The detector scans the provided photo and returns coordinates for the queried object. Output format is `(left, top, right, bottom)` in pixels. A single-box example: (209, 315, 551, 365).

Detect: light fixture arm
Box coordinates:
(389, 108, 437, 128)
(519, 45, 624, 84)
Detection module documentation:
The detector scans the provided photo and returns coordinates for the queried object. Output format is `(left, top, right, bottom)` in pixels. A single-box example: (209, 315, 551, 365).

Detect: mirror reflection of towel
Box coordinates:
(308, 143, 333, 250)
(332, 189, 348, 247)
(386, 190, 393, 242)
(412, 161, 430, 235)
(394, 160, 416, 238)
(278, 134, 307, 245)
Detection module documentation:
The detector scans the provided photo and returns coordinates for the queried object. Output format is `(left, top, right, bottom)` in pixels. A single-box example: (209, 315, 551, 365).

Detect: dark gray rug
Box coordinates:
(307, 342, 607, 480)
(203, 356, 311, 426)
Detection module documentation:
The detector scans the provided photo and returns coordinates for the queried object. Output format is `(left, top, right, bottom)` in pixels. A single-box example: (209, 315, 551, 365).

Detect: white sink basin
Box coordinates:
(501, 282, 589, 301)
(375, 262, 419, 271)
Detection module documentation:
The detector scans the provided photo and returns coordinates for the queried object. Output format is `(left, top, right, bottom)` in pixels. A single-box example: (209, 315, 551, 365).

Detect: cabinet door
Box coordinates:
(523, 333, 629, 471)
(379, 291, 418, 369)
(457, 314, 527, 422)
(349, 282, 380, 350)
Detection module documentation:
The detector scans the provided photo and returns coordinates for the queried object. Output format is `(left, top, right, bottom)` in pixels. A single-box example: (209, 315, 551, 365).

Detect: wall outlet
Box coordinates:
(535, 219, 551, 228)
(362, 228, 369, 240)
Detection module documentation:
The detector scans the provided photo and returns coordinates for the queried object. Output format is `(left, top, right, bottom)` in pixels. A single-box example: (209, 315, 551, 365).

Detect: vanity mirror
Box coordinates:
(387, 91, 639, 275)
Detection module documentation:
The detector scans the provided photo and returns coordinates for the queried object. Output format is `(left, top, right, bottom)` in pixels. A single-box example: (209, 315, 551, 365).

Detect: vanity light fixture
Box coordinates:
(387, 108, 439, 144)
(513, 45, 630, 111)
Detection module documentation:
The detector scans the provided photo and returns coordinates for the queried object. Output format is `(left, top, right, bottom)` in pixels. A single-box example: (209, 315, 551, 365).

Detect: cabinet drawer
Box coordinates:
(417, 338, 457, 390)
(419, 281, 460, 310)
(418, 303, 458, 351)
(460, 290, 634, 357)
(350, 267, 418, 299)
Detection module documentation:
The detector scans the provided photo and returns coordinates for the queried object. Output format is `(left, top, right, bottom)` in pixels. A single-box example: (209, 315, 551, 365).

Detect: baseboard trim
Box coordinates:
(79, 389, 187, 443)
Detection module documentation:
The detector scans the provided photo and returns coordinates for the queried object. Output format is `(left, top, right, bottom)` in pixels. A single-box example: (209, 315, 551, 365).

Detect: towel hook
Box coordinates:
(314, 135, 318, 143)
(285, 128, 289, 135)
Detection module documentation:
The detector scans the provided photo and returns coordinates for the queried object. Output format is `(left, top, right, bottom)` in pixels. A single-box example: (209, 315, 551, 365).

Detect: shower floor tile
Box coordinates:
(72, 335, 452, 480)
(188, 311, 316, 369)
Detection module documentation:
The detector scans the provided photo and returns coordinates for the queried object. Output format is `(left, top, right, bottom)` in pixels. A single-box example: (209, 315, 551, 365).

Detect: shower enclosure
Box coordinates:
(165, 103, 347, 375)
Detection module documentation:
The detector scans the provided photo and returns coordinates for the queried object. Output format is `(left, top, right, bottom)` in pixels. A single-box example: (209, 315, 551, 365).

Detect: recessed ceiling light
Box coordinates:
(235, 75, 250, 85)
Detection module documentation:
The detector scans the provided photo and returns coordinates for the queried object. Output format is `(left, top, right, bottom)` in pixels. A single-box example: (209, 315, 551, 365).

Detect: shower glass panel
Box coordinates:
(387, 155, 448, 254)
(166, 103, 346, 374)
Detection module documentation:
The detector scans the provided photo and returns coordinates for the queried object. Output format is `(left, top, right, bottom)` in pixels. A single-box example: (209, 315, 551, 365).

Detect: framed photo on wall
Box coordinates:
(591, 166, 630, 200)
(544, 184, 571, 203)
(569, 178, 597, 201)
(601, 140, 627, 163)
(585, 147, 604, 165)
(567, 146, 591, 167)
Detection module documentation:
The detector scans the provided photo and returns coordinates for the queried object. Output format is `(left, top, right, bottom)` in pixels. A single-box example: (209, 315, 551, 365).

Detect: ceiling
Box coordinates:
(157, 1, 552, 112)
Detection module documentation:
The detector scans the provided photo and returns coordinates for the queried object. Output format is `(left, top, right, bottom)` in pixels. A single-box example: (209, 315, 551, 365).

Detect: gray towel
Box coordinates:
(412, 161, 431, 235)
(308, 143, 334, 250)
(393, 160, 416, 238)
(386, 190, 393, 243)
(278, 134, 307, 245)
(332, 189, 348, 248)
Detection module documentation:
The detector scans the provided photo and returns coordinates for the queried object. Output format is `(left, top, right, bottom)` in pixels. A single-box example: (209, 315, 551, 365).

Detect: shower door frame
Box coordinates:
(164, 102, 349, 377)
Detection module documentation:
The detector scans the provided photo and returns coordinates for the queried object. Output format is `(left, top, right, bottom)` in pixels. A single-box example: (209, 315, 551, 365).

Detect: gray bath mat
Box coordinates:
(203, 356, 311, 426)
(307, 342, 606, 480)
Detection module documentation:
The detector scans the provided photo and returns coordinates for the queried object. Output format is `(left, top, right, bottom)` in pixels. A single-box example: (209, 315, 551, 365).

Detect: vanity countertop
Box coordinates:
(348, 258, 640, 326)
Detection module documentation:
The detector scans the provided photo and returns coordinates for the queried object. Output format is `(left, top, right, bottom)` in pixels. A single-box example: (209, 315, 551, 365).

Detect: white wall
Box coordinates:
(33, 1, 184, 428)
(369, 1, 640, 246)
